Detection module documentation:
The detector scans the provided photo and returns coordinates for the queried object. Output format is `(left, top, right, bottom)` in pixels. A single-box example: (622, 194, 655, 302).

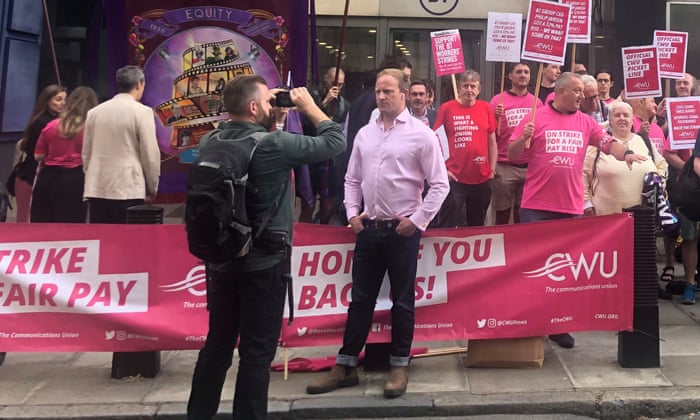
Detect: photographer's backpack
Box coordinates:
(185, 130, 268, 263)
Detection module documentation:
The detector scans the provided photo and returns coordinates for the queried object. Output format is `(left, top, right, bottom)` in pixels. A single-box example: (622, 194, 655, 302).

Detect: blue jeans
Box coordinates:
(337, 222, 422, 367)
(519, 207, 581, 223)
(187, 260, 287, 420)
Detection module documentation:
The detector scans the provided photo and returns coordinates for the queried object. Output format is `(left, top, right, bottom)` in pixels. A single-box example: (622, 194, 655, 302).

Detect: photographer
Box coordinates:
(186, 75, 345, 420)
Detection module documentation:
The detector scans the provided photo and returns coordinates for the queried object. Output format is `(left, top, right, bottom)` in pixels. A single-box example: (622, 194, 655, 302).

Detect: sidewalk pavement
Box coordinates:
(2, 205, 700, 419)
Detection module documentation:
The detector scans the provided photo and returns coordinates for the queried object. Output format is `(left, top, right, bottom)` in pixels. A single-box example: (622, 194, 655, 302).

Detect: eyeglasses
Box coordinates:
(597, 79, 611, 83)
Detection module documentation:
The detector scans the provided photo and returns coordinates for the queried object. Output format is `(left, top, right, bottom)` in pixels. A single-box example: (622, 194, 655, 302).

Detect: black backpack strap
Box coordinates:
(630, 125, 655, 162)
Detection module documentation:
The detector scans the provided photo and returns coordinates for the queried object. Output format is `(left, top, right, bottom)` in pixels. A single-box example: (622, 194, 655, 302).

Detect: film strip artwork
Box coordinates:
(156, 39, 253, 151)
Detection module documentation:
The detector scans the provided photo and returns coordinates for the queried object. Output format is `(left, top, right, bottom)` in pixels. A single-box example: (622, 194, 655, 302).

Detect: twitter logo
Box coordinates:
(105, 330, 116, 340)
(476, 319, 486, 329)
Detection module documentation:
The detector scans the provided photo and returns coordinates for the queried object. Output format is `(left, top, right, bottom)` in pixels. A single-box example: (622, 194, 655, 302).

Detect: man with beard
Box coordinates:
(186, 75, 345, 420)
(408, 80, 437, 127)
(490, 62, 542, 224)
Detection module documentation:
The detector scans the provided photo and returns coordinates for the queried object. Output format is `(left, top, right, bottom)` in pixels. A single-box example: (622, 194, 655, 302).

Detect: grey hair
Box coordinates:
(458, 70, 481, 85)
(116, 65, 145, 93)
(608, 100, 633, 115)
(554, 72, 582, 91)
(580, 74, 597, 90)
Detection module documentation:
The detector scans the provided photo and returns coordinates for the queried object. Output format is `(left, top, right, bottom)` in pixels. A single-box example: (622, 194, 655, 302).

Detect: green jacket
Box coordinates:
(202, 119, 345, 272)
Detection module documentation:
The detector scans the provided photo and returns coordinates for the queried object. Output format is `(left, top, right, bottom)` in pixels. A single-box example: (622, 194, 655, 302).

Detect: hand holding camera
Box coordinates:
(272, 87, 330, 127)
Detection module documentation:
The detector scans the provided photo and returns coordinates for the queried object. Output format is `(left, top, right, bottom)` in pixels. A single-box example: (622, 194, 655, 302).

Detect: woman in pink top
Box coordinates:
(31, 87, 98, 223)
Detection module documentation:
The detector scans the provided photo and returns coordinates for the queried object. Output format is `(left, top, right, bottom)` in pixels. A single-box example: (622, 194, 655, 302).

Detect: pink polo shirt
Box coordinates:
(35, 119, 84, 168)
(345, 108, 449, 230)
(511, 104, 613, 214)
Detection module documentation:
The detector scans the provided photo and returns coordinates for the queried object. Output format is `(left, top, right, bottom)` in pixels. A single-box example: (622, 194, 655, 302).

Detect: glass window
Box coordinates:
(309, 27, 377, 101)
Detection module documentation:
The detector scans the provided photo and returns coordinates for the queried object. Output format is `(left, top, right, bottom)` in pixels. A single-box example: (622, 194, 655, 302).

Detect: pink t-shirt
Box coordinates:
(543, 91, 556, 107)
(490, 91, 541, 164)
(511, 104, 612, 214)
(434, 99, 496, 184)
(632, 117, 665, 155)
(35, 119, 85, 168)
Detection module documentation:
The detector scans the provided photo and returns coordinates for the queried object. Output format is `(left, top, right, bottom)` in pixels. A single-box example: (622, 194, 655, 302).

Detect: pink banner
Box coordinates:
(0, 216, 634, 351)
(521, 0, 571, 65)
(654, 30, 688, 80)
(430, 29, 466, 77)
(622, 46, 662, 99)
(281, 215, 634, 347)
(560, 0, 591, 43)
(666, 96, 700, 150)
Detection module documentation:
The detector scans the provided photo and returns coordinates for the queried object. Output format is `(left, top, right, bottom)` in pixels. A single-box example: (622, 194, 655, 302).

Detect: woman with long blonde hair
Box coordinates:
(31, 86, 99, 222)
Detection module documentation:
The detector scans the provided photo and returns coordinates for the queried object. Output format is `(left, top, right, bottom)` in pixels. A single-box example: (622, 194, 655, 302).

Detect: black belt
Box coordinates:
(363, 219, 400, 230)
(503, 162, 528, 169)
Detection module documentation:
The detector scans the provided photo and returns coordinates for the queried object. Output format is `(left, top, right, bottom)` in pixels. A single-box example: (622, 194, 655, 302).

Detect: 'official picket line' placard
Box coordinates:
(485, 12, 523, 63)
(430, 29, 466, 76)
(622, 45, 662, 99)
(560, 0, 592, 44)
(653, 30, 689, 80)
(0, 216, 634, 352)
(521, 0, 571, 65)
(666, 96, 700, 149)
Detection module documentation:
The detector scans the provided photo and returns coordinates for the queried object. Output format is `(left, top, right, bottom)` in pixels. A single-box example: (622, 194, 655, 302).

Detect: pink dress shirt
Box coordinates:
(344, 108, 449, 231)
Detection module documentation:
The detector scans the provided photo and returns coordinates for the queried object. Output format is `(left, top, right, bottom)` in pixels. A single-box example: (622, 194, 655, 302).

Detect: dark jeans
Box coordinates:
(187, 260, 287, 420)
(88, 198, 144, 224)
(519, 207, 581, 223)
(338, 222, 422, 366)
(31, 166, 86, 223)
(438, 181, 491, 227)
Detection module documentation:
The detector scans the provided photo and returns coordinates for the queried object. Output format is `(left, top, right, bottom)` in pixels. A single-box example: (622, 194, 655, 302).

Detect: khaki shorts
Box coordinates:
(491, 162, 527, 212)
(678, 209, 700, 240)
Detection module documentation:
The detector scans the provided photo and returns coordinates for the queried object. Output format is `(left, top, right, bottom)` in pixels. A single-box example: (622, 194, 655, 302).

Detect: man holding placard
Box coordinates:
(490, 62, 542, 225)
(508, 72, 649, 348)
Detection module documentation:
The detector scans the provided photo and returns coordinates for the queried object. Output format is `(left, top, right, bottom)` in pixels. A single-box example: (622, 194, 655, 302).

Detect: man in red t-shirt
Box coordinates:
(509, 72, 648, 349)
(433, 70, 497, 227)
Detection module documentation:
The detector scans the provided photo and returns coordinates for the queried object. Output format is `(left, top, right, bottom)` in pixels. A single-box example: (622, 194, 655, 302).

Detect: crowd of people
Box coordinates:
(6, 56, 700, 419)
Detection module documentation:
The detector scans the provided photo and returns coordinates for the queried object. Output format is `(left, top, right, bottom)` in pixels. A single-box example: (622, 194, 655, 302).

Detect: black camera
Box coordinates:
(274, 90, 294, 107)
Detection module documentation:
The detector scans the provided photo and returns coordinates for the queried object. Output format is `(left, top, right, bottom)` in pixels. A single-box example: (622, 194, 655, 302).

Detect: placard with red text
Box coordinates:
(431, 29, 466, 76)
(654, 30, 688, 80)
(622, 45, 662, 99)
(486, 12, 523, 63)
(560, 0, 591, 43)
(666, 96, 700, 149)
(521, 0, 571, 65)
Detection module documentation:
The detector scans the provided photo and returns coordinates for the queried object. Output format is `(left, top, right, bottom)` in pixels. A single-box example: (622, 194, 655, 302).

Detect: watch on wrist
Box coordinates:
(624, 149, 635, 157)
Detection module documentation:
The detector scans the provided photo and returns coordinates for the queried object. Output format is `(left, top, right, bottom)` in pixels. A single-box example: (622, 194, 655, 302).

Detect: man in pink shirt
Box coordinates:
(434, 70, 497, 227)
(307, 68, 449, 398)
(490, 62, 542, 224)
(509, 72, 648, 349)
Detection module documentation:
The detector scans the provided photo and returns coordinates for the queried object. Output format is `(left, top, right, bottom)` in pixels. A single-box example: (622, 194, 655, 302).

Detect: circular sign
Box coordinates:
(419, 0, 459, 16)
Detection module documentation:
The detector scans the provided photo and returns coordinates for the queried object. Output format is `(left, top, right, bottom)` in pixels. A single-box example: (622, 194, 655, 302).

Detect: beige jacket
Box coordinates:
(82, 93, 160, 200)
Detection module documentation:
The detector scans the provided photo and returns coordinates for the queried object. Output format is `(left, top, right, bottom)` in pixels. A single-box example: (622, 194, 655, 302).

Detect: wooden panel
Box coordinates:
(8, 0, 43, 35)
(1, 39, 40, 132)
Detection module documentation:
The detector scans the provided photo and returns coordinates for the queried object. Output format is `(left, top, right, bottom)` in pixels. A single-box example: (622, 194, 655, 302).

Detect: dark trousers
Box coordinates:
(88, 198, 144, 224)
(339, 223, 422, 362)
(187, 260, 287, 420)
(519, 207, 581, 223)
(31, 166, 86, 223)
(439, 181, 491, 227)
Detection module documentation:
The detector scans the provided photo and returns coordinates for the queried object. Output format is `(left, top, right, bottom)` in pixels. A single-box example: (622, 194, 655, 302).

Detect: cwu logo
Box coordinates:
(523, 251, 618, 282)
(160, 265, 207, 296)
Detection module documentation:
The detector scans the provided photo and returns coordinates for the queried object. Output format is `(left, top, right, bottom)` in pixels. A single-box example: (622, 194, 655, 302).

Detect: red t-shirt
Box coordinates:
(35, 119, 84, 168)
(433, 99, 496, 184)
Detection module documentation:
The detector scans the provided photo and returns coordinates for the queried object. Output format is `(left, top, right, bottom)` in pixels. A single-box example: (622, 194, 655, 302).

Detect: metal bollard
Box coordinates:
(111, 205, 164, 379)
(618, 205, 660, 368)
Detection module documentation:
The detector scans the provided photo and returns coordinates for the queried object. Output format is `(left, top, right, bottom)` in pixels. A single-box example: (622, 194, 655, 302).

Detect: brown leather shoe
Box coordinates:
(306, 364, 359, 394)
(383, 366, 408, 398)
